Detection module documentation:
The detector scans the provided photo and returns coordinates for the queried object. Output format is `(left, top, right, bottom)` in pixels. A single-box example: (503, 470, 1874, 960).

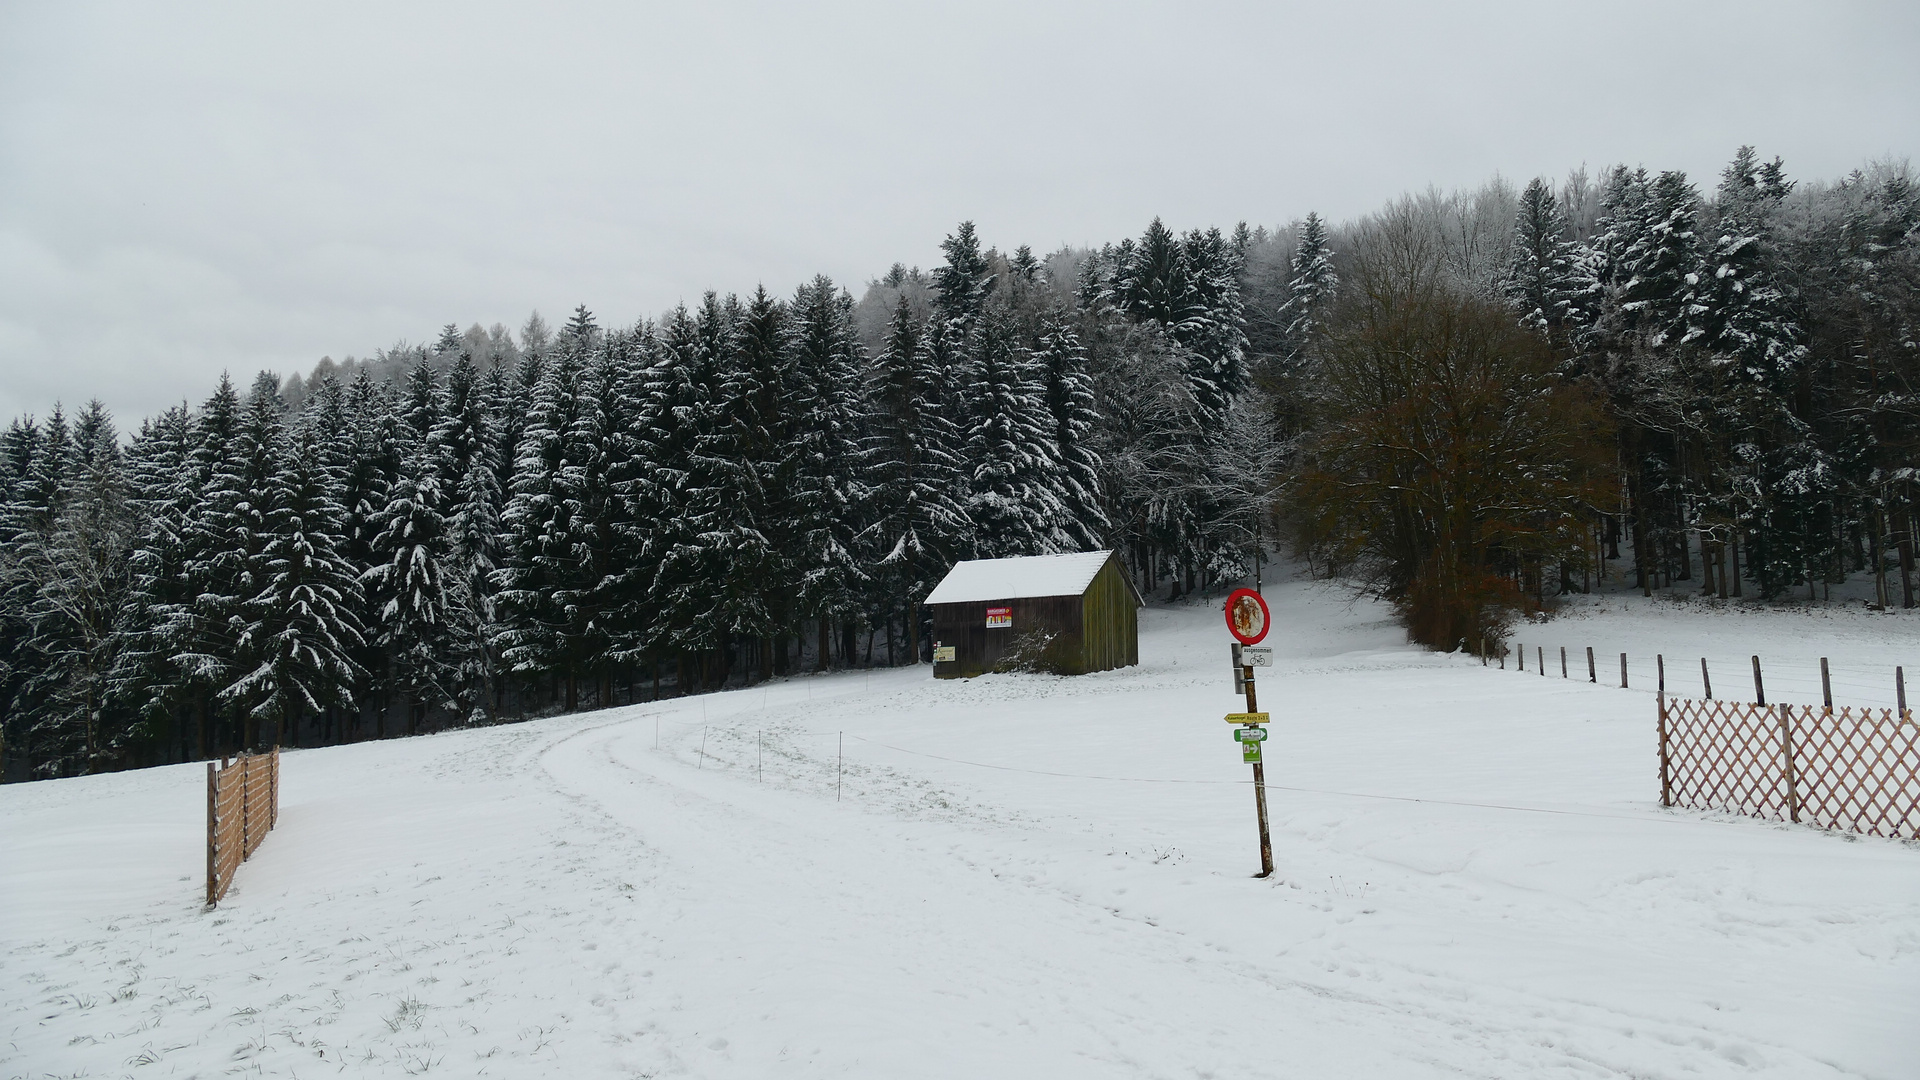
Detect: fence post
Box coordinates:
(1587, 647, 1596, 683)
(1752, 655, 1766, 706)
(1657, 692, 1672, 807)
(1518, 643, 1525, 672)
(1620, 653, 1628, 689)
(1777, 703, 1799, 824)
(1538, 647, 1545, 676)
(1900, 667, 1908, 721)
(1701, 658, 1713, 699)
(1820, 658, 1832, 713)
(205, 761, 217, 907)
(1561, 647, 1568, 678)
(240, 753, 251, 860)
(1657, 654, 1665, 693)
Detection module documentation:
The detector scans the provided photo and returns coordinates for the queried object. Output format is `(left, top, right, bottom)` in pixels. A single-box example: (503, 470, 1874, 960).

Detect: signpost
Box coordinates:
(1224, 589, 1274, 878)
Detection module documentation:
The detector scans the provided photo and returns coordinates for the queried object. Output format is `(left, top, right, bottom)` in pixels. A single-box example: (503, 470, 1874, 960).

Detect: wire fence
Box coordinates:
(1493, 639, 1912, 714)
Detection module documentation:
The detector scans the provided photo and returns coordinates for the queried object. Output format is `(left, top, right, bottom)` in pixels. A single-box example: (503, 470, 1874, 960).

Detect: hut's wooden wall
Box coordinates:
(931, 596, 1083, 679)
(1079, 557, 1140, 672)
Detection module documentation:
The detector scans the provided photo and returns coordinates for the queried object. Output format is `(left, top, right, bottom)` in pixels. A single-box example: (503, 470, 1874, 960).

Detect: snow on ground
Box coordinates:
(5, 570, 1919, 1079)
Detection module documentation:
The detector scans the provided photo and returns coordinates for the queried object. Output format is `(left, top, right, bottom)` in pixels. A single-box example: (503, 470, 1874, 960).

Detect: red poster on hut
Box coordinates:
(985, 606, 1011, 628)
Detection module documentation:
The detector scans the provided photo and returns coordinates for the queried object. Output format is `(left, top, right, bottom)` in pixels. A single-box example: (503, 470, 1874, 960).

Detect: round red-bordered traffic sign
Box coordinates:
(1224, 588, 1270, 645)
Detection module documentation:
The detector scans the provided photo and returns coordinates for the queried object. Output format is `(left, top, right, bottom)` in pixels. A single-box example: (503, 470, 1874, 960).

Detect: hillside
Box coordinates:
(5, 572, 1918, 1079)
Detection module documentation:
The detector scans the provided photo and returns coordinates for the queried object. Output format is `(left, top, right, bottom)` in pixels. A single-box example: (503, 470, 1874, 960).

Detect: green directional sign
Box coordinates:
(1233, 727, 1268, 743)
(1242, 741, 1262, 764)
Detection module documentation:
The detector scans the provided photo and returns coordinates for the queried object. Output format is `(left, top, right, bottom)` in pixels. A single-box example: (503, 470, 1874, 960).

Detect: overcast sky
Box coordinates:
(2, 1, 1916, 424)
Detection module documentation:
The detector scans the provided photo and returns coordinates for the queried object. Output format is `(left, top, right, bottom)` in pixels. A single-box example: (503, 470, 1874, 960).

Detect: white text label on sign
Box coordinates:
(985, 607, 1011, 628)
(1239, 646, 1272, 667)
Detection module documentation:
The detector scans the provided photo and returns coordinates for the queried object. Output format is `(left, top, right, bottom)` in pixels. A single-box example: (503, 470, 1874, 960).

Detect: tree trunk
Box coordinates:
(1898, 513, 1915, 609)
(1730, 533, 1743, 598)
(1873, 507, 1889, 608)
(817, 618, 831, 673)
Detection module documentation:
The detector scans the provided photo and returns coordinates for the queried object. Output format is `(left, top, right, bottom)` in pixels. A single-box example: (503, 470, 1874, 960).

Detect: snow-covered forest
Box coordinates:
(3, 148, 1916, 779)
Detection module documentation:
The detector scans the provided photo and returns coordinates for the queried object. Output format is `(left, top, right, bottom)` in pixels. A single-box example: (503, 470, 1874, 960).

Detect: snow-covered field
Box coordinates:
(5, 572, 1919, 1079)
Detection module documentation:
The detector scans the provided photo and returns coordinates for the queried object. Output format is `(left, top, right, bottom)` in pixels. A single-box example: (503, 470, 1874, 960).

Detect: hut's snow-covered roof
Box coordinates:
(923, 550, 1116, 605)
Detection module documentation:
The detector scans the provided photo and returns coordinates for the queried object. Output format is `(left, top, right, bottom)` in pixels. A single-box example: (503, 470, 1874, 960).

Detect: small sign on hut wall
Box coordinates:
(985, 606, 1012, 629)
(934, 645, 956, 663)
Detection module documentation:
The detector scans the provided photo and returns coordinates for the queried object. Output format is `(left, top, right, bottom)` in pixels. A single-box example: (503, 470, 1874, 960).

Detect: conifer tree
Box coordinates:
(107, 406, 198, 761)
(784, 276, 870, 667)
(1281, 212, 1339, 361)
(226, 406, 364, 746)
(965, 310, 1069, 558)
(865, 297, 971, 636)
(931, 222, 994, 329)
(361, 418, 454, 734)
(1506, 177, 1590, 343)
(1033, 316, 1108, 550)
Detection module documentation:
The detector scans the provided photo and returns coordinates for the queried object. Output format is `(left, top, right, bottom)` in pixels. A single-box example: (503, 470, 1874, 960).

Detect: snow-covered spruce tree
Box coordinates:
(1691, 147, 1806, 389)
(1176, 225, 1250, 415)
(1619, 169, 1701, 349)
(0, 411, 57, 775)
(647, 294, 779, 688)
(862, 296, 971, 658)
(1506, 177, 1590, 345)
(106, 405, 198, 762)
(196, 384, 290, 751)
(1280, 212, 1339, 363)
(965, 309, 1069, 559)
(640, 301, 728, 688)
(931, 221, 995, 330)
(8, 403, 133, 775)
(154, 377, 250, 755)
(339, 370, 399, 735)
(224, 403, 364, 747)
(431, 352, 501, 719)
(492, 323, 630, 711)
(784, 276, 871, 670)
(360, 413, 454, 736)
(733, 286, 801, 675)
(1032, 316, 1108, 551)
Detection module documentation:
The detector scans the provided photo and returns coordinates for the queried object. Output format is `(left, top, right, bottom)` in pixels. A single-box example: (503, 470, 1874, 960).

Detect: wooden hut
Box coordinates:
(924, 550, 1141, 679)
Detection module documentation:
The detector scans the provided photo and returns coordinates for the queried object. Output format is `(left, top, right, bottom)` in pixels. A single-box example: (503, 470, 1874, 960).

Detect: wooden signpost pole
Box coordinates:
(1243, 658, 1273, 879)
(1225, 588, 1274, 880)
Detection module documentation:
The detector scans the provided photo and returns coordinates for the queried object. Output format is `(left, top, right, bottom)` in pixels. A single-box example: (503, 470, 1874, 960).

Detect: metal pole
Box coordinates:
(699, 726, 707, 769)
(837, 732, 843, 801)
(1245, 662, 1273, 879)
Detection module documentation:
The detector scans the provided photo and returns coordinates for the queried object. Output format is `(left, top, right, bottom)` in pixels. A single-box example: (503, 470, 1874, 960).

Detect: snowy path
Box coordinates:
(5, 577, 1919, 1077)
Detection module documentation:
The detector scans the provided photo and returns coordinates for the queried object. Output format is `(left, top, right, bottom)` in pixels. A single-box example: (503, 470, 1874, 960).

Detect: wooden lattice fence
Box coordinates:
(1659, 696, 1920, 839)
(206, 748, 280, 907)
